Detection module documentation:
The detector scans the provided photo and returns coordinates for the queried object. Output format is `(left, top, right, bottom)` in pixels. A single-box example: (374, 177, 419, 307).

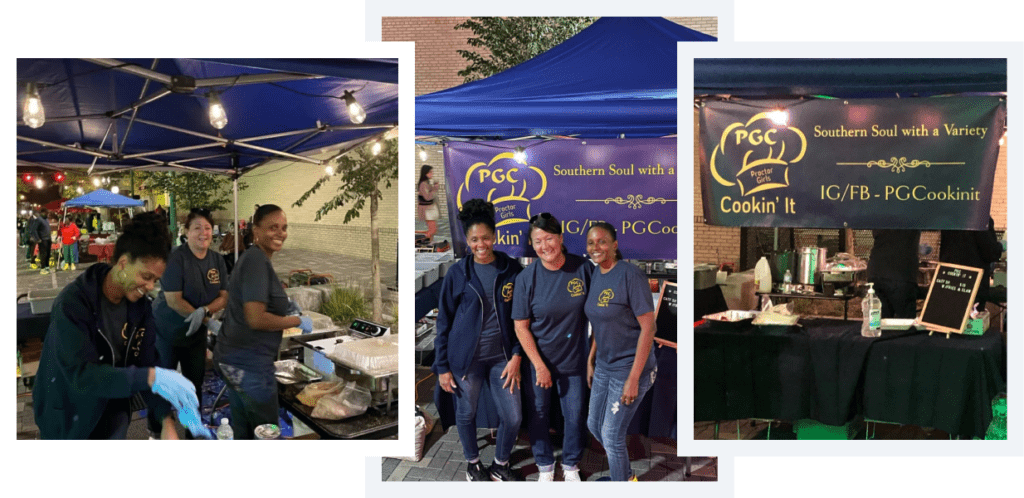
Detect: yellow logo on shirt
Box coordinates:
(207, 269, 221, 284)
(597, 288, 614, 307)
(502, 282, 514, 302)
(567, 278, 585, 298)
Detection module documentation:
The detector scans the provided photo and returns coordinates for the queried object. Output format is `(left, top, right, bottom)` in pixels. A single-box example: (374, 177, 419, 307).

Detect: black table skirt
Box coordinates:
(17, 302, 50, 343)
(695, 319, 1004, 438)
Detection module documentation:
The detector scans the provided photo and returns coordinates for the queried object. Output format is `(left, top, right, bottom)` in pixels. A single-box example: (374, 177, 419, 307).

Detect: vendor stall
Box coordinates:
(692, 58, 1008, 439)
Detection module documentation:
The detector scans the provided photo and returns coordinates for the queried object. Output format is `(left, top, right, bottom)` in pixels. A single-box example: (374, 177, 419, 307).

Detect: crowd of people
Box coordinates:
(31, 204, 313, 439)
(433, 199, 659, 481)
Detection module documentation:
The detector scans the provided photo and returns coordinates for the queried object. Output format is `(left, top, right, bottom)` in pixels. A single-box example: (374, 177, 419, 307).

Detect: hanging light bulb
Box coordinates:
(93, 177, 101, 187)
(35, 178, 44, 189)
(111, 186, 120, 194)
(513, 146, 527, 164)
(418, 147, 428, 162)
(208, 91, 228, 130)
(371, 141, 382, 156)
(23, 174, 33, 183)
(20, 195, 26, 200)
(325, 165, 334, 175)
(342, 90, 366, 124)
(23, 82, 46, 129)
(767, 110, 789, 126)
(999, 131, 1006, 147)
(76, 186, 84, 194)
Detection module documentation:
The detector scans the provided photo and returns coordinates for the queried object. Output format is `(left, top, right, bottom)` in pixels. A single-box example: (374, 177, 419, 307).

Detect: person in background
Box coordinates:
(147, 208, 229, 438)
(72, 216, 83, 265)
(583, 222, 657, 482)
(867, 229, 921, 319)
(59, 217, 81, 271)
(512, 212, 592, 482)
(32, 212, 211, 439)
(434, 199, 524, 481)
(940, 217, 1004, 309)
(213, 204, 313, 439)
(417, 165, 441, 243)
(25, 211, 40, 263)
(30, 209, 53, 275)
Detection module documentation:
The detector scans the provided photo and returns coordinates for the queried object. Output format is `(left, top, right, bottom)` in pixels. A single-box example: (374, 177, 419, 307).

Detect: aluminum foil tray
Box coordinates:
(327, 335, 399, 376)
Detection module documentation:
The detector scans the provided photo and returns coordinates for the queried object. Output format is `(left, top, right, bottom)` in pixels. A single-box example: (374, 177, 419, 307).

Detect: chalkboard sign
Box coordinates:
(654, 281, 677, 344)
(918, 262, 983, 334)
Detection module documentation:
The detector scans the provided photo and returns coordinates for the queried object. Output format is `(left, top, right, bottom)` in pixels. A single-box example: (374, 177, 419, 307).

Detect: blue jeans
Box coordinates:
(522, 367, 587, 471)
(452, 359, 522, 463)
(587, 366, 656, 481)
(218, 362, 278, 440)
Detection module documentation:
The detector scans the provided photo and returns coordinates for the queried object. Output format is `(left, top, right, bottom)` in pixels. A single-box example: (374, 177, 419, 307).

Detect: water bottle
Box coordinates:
(216, 418, 234, 440)
(783, 269, 792, 293)
(861, 283, 882, 337)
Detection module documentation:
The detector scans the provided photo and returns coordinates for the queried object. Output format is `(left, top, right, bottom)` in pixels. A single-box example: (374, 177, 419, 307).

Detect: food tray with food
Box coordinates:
(702, 310, 760, 329)
(753, 311, 800, 333)
(327, 335, 399, 376)
(879, 318, 922, 331)
(274, 359, 324, 385)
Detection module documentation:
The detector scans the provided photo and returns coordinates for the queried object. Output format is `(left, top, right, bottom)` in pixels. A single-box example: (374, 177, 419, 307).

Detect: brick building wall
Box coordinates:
(214, 150, 399, 263)
(386, 16, 718, 246)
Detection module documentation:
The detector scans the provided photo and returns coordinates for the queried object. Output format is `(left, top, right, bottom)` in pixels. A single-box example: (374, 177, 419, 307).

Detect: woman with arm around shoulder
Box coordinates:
(417, 165, 441, 242)
(583, 222, 657, 481)
(213, 204, 313, 439)
(147, 208, 229, 437)
(434, 198, 524, 481)
(512, 213, 592, 482)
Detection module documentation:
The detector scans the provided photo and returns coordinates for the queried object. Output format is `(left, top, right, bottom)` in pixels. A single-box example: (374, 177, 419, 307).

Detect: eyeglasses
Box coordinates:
(529, 212, 553, 223)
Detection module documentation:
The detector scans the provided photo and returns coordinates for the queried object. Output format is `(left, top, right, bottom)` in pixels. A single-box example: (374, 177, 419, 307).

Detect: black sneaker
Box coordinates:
(489, 461, 520, 481)
(466, 461, 489, 481)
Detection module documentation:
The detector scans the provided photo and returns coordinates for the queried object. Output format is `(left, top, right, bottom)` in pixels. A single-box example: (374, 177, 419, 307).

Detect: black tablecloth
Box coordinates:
(17, 302, 50, 343)
(694, 285, 729, 321)
(695, 319, 1004, 438)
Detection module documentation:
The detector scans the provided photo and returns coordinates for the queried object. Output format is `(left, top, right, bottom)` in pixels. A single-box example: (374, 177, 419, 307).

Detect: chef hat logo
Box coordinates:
(710, 112, 807, 196)
(456, 152, 548, 227)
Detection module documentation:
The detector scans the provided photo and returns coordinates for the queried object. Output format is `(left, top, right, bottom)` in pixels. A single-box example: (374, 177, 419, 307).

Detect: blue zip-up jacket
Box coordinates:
(33, 263, 171, 439)
(433, 251, 523, 378)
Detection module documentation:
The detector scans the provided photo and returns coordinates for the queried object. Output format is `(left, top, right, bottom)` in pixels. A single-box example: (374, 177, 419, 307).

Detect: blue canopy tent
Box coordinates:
(415, 17, 715, 140)
(65, 188, 144, 208)
(692, 58, 1007, 97)
(17, 58, 399, 256)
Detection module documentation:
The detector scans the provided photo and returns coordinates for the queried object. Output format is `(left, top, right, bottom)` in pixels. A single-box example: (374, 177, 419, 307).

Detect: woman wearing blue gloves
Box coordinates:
(147, 208, 228, 437)
(214, 204, 312, 439)
(33, 212, 211, 439)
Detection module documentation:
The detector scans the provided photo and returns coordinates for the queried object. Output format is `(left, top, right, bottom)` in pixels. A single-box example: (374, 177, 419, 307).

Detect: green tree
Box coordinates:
(135, 171, 243, 213)
(293, 137, 398, 323)
(455, 17, 597, 83)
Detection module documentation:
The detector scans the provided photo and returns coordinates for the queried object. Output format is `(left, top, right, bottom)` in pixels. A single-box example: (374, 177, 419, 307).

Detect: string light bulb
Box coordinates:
(371, 141, 382, 156)
(35, 178, 44, 189)
(342, 90, 366, 124)
(513, 146, 527, 164)
(76, 186, 83, 194)
(111, 186, 120, 194)
(767, 110, 789, 126)
(93, 178, 101, 187)
(418, 147, 428, 162)
(999, 131, 1006, 147)
(23, 82, 45, 129)
(207, 92, 228, 130)
(325, 165, 334, 175)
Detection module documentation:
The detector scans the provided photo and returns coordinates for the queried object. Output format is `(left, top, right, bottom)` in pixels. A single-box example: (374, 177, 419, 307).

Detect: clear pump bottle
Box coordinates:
(861, 282, 882, 337)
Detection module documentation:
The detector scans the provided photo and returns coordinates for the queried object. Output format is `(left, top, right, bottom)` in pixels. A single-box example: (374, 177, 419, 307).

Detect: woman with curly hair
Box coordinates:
(33, 212, 210, 439)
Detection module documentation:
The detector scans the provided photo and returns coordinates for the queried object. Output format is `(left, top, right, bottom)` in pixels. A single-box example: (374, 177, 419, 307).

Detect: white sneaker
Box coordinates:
(563, 468, 581, 482)
(538, 470, 555, 482)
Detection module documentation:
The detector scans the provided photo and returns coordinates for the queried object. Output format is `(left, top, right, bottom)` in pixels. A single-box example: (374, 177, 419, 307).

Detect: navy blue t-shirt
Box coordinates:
(153, 244, 228, 345)
(512, 253, 592, 375)
(216, 246, 289, 370)
(474, 261, 504, 362)
(584, 261, 656, 378)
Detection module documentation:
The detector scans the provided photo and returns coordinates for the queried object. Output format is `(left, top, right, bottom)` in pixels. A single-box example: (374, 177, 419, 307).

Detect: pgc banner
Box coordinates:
(444, 138, 676, 259)
(699, 97, 1005, 229)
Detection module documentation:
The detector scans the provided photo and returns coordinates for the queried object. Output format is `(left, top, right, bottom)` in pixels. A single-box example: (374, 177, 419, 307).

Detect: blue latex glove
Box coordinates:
(177, 404, 215, 439)
(286, 299, 301, 317)
(298, 315, 313, 334)
(184, 306, 206, 337)
(207, 318, 222, 335)
(151, 367, 199, 415)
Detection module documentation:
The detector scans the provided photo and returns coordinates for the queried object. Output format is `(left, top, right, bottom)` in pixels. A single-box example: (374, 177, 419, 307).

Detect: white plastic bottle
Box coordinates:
(861, 283, 882, 337)
(216, 418, 234, 440)
(754, 256, 772, 293)
(783, 269, 792, 293)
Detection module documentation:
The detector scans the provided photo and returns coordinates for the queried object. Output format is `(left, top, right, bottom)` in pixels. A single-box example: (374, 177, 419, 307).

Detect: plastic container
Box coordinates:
(216, 418, 233, 440)
(861, 282, 882, 337)
(754, 256, 772, 293)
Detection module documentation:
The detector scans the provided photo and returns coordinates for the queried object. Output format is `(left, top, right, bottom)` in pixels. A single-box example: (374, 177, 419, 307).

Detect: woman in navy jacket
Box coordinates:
(434, 199, 524, 481)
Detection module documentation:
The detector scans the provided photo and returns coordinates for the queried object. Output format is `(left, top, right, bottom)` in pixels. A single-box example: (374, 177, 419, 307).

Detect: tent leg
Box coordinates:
(233, 176, 239, 261)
